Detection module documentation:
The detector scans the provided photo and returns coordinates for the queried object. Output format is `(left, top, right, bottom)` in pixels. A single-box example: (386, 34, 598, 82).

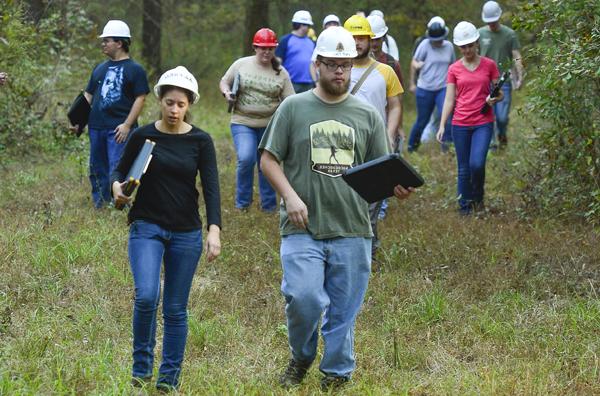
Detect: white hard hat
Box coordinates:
(369, 10, 384, 19)
(426, 16, 449, 41)
(453, 21, 480, 46)
(323, 14, 340, 28)
(482, 1, 502, 23)
(292, 10, 313, 26)
(427, 16, 445, 28)
(154, 66, 199, 104)
(315, 26, 357, 58)
(99, 20, 131, 38)
(367, 15, 388, 39)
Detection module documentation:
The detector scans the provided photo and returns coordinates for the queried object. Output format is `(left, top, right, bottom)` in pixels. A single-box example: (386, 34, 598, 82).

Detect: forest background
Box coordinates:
(1, 0, 599, 394)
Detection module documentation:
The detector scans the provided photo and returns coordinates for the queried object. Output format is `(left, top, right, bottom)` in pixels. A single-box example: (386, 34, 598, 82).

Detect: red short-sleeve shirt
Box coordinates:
(447, 56, 499, 126)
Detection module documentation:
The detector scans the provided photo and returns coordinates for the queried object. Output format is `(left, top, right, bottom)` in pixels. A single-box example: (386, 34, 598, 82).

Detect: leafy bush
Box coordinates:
(515, 0, 600, 224)
(0, 1, 96, 162)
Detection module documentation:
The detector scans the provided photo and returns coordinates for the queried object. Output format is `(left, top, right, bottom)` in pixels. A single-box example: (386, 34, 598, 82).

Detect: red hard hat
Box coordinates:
(253, 28, 278, 47)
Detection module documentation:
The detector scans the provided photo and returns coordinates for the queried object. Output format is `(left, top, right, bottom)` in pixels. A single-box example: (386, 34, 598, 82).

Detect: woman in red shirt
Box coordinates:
(437, 21, 503, 215)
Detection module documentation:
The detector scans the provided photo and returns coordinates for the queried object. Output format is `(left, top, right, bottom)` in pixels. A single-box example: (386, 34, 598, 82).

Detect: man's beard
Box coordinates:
(356, 43, 371, 59)
(319, 75, 351, 96)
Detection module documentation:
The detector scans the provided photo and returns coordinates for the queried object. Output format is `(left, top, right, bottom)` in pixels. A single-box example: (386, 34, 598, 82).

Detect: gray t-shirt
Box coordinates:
(413, 39, 456, 91)
(259, 91, 389, 239)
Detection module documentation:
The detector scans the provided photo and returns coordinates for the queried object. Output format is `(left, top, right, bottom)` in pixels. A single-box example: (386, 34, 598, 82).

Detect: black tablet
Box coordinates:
(342, 153, 424, 203)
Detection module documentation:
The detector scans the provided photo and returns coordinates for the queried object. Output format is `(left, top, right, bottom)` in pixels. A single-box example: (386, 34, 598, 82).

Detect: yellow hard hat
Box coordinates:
(343, 15, 374, 37)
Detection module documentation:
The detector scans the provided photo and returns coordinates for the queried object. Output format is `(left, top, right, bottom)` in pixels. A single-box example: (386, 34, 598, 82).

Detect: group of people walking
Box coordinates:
(70, 1, 523, 391)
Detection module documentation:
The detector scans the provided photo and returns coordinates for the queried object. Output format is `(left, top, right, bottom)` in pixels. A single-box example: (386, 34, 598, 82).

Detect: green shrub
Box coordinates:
(0, 1, 96, 162)
(515, 0, 600, 224)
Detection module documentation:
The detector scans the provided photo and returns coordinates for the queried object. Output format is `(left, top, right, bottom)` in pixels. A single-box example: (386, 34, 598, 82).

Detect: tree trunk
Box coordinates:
(25, 0, 45, 24)
(244, 0, 269, 56)
(142, 0, 162, 79)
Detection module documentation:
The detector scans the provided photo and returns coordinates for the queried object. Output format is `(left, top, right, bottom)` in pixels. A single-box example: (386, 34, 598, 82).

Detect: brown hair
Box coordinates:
(271, 56, 282, 75)
(157, 85, 194, 122)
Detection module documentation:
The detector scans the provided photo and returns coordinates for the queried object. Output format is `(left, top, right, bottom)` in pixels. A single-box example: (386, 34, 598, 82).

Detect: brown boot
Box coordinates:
(279, 358, 311, 388)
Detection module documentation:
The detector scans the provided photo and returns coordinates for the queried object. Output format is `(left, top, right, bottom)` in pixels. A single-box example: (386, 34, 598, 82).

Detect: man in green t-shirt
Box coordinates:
(259, 26, 413, 391)
(479, 1, 524, 147)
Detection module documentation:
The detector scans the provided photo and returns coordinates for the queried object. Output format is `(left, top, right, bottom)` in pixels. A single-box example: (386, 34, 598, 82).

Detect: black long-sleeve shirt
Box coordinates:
(111, 123, 221, 231)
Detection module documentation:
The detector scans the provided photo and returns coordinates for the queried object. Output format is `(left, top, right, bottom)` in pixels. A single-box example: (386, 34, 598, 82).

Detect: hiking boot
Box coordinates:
(279, 358, 311, 388)
(131, 376, 152, 388)
(320, 375, 350, 391)
(473, 201, 486, 213)
(498, 134, 508, 148)
(156, 383, 177, 394)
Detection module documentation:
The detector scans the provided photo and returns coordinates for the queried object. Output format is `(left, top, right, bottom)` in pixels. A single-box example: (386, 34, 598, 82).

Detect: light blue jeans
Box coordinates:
(280, 234, 372, 378)
(230, 123, 276, 211)
(128, 220, 203, 388)
(408, 87, 452, 151)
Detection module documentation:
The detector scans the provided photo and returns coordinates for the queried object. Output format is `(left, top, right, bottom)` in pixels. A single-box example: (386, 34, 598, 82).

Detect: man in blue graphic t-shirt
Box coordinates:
(275, 10, 316, 94)
(72, 20, 149, 208)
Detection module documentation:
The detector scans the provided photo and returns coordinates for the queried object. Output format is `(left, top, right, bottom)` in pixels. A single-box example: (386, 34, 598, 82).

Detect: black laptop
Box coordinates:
(67, 92, 91, 137)
(342, 153, 424, 203)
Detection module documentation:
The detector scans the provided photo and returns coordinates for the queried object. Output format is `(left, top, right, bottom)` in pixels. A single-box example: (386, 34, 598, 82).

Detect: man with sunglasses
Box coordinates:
(259, 26, 412, 391)
(343, 15, 404, 259)
(73, 20, 149, 208)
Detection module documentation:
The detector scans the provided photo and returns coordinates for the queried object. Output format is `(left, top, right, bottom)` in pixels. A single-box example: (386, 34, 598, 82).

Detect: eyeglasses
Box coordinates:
(459, 42, 476, 49)
(319, 60, 352, 72)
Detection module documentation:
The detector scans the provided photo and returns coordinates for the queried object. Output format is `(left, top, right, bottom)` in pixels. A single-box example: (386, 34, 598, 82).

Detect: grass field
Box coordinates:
(1, 96, 599, 395)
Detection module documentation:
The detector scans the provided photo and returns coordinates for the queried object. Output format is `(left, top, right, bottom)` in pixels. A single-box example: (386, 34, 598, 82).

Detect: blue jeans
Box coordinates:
(493, 84, 512, 139)
(452, 123, 493, 213)
(408, 87, 452, 151)
(280, 234, 372, 378)
(89, 128, 125, 208)
(128, 220, 203, 388)
(230, 124, 276, 211)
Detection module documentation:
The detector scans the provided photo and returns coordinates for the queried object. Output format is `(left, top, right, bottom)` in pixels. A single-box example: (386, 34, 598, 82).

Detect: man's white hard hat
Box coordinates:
(99, 20, 131, 38)
(292, 10, 314, 26)
(482, 1, 502, 23)
(323, 14, 341, 28)
(315, 26, 357, 58)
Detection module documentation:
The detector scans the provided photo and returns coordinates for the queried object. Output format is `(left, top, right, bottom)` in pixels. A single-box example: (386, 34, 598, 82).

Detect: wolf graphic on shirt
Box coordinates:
(310, 120, 355, 177)
(100, 66, 124, 110)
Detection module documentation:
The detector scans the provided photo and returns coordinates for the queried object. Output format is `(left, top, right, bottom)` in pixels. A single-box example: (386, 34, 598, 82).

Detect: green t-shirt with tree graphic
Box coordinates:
(259, 91, 389, 239)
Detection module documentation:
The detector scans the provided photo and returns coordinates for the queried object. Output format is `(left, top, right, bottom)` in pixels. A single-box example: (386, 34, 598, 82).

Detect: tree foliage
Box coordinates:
(0, 1, 96, 160)
(515, 0, 600, 224)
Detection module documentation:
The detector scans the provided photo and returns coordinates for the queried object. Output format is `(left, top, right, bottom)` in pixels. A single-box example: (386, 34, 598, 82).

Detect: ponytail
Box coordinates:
(271, 57, 282, 75)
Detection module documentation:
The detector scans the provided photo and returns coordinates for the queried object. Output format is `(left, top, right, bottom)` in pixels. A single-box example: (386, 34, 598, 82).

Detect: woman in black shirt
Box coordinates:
(112, 66, 221, 391)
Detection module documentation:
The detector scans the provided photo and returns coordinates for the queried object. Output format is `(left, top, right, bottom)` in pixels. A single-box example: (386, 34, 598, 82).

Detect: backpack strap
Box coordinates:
(351, 61, 378, 95)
